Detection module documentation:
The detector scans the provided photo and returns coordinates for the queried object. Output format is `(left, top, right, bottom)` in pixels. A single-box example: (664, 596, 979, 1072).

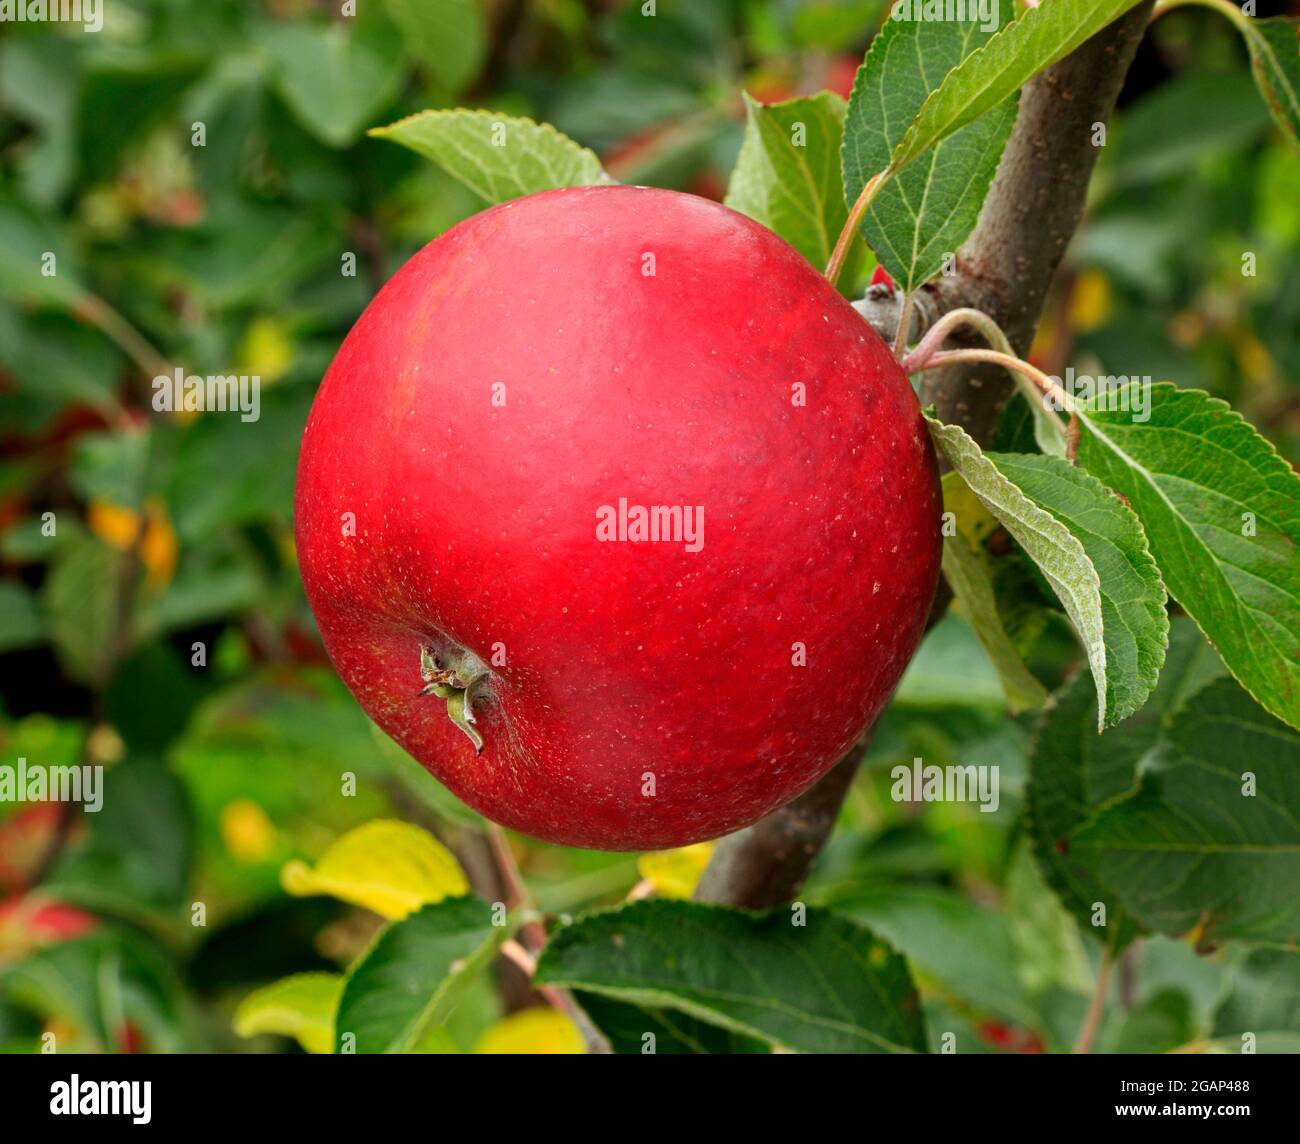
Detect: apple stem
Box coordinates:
(901, 307, 1072, 451)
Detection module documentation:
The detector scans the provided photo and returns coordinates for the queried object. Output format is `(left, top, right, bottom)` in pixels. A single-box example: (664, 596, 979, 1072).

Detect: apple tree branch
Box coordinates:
(695, 2, 1156, 909)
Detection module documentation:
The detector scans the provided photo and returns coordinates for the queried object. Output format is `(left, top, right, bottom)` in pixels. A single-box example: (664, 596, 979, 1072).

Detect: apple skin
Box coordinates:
(295, 186, 941, 850)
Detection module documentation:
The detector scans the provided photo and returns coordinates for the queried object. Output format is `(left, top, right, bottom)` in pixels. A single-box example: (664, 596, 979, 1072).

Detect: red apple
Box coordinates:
(295, 187, 941, 849)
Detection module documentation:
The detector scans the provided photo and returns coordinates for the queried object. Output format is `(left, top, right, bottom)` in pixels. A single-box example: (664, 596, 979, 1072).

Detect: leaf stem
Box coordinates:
(485, 824, 610, 1052)
(924, 348, 1072, 409)
(892, 291, 914, 358)
(1151, 0, 1252, 33)
(902, 305, 1072, 451)
(1073, 944, 1118, 1054)
(73, 292, 169, 380)
(825, 171, 888, 287)
(487, 824, 543, 946)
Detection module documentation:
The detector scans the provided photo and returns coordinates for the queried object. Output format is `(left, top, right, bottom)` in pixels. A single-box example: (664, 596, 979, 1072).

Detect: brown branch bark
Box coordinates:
(695, 4, 1155, 910)
(693, 746, 867, 909)
(918, 0, 1155, 443)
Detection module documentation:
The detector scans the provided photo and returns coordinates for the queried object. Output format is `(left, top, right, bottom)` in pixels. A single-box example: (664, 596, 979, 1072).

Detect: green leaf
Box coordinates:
(988, 452, 1168, 726)
(0, 583, 44, 652)
(829, 885, 1037, 1026)
(1026, 618, 1223, 945)
(334, 897, 513, 1053)
(70, 427, 152, 512)
(0, 195, 84, 308)
(0, 35, 79, 204)
(46, 757, 193, 918)
(842, 0, 1017, 288)
(889, 0, 1146, 176)
(77, 56, 200, 185)
(1073, 677, 1300, 947)
(383, 0, 486, 94)
(1241, 16, 1300, 151)
(1004, 841, 1092, 997)
(233, 973, 343, 1055)
(1113, 988, 1196, 1053)
(370, 109, 609, 203)
(535, 900, 926, 1054)
(281, 819, 470, 920)
(264, 20, 406, 148)
(938, 472, 1049, 713)
(1104, 70, 1274, 188)
(928, 420, 1109, 725)
(1213, 949, 1300, 1039)
(1074, 383, 1300, 730)
(40, 533, 122, 687)
(1, 927, 188, 1052)
(893, 612, 1008, 708)
(577, 992, 769, 1054)
(725, 92, 851, 272)
(1200, 1032, 1300, 1054)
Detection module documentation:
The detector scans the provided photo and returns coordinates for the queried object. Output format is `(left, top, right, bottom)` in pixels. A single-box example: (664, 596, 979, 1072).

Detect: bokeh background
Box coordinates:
(0, 0, 1296, 1053)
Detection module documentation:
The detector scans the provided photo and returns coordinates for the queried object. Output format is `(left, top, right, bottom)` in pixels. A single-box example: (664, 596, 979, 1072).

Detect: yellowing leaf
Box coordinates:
(473, 1009, 585, 1055)
(87, 500, 141, 550)
(1235, 333, 1275, 385)
(941, 471, 1000, 546)
(219, 799, 276, 863)
(636, 842, 715, 899)
(281, 819, 469, 919)
(233, 973, 343, 1054)
(236, 316, 293, 384)
(138, 499, 176, 586)
(1069, 269, 1111, 334)
(86, 497, 177, 587)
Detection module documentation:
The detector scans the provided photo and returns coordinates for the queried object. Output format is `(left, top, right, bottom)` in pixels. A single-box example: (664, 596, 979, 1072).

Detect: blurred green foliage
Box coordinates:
(0, 0, 1295, 1053)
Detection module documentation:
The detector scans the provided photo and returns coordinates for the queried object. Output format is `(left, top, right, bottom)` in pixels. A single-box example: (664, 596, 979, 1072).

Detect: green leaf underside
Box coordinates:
(1073, 383, 1300, 731)
(370, 109, 608, 203)
(938, 473, 1048, 712)
(725, 92, 850, 272)
(927, 420, 1110, 726)
(1026, 618, 1224, 945)
(535, 900, 926, 1054)
(334, 897, 512, 1053)
(1072, 677, 1300, 946)
(843, 0, 1017, 289)
(988, 452, 1168, 726)
(1242, 16, 1300, 151)
(890, 0, 1147, 175)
